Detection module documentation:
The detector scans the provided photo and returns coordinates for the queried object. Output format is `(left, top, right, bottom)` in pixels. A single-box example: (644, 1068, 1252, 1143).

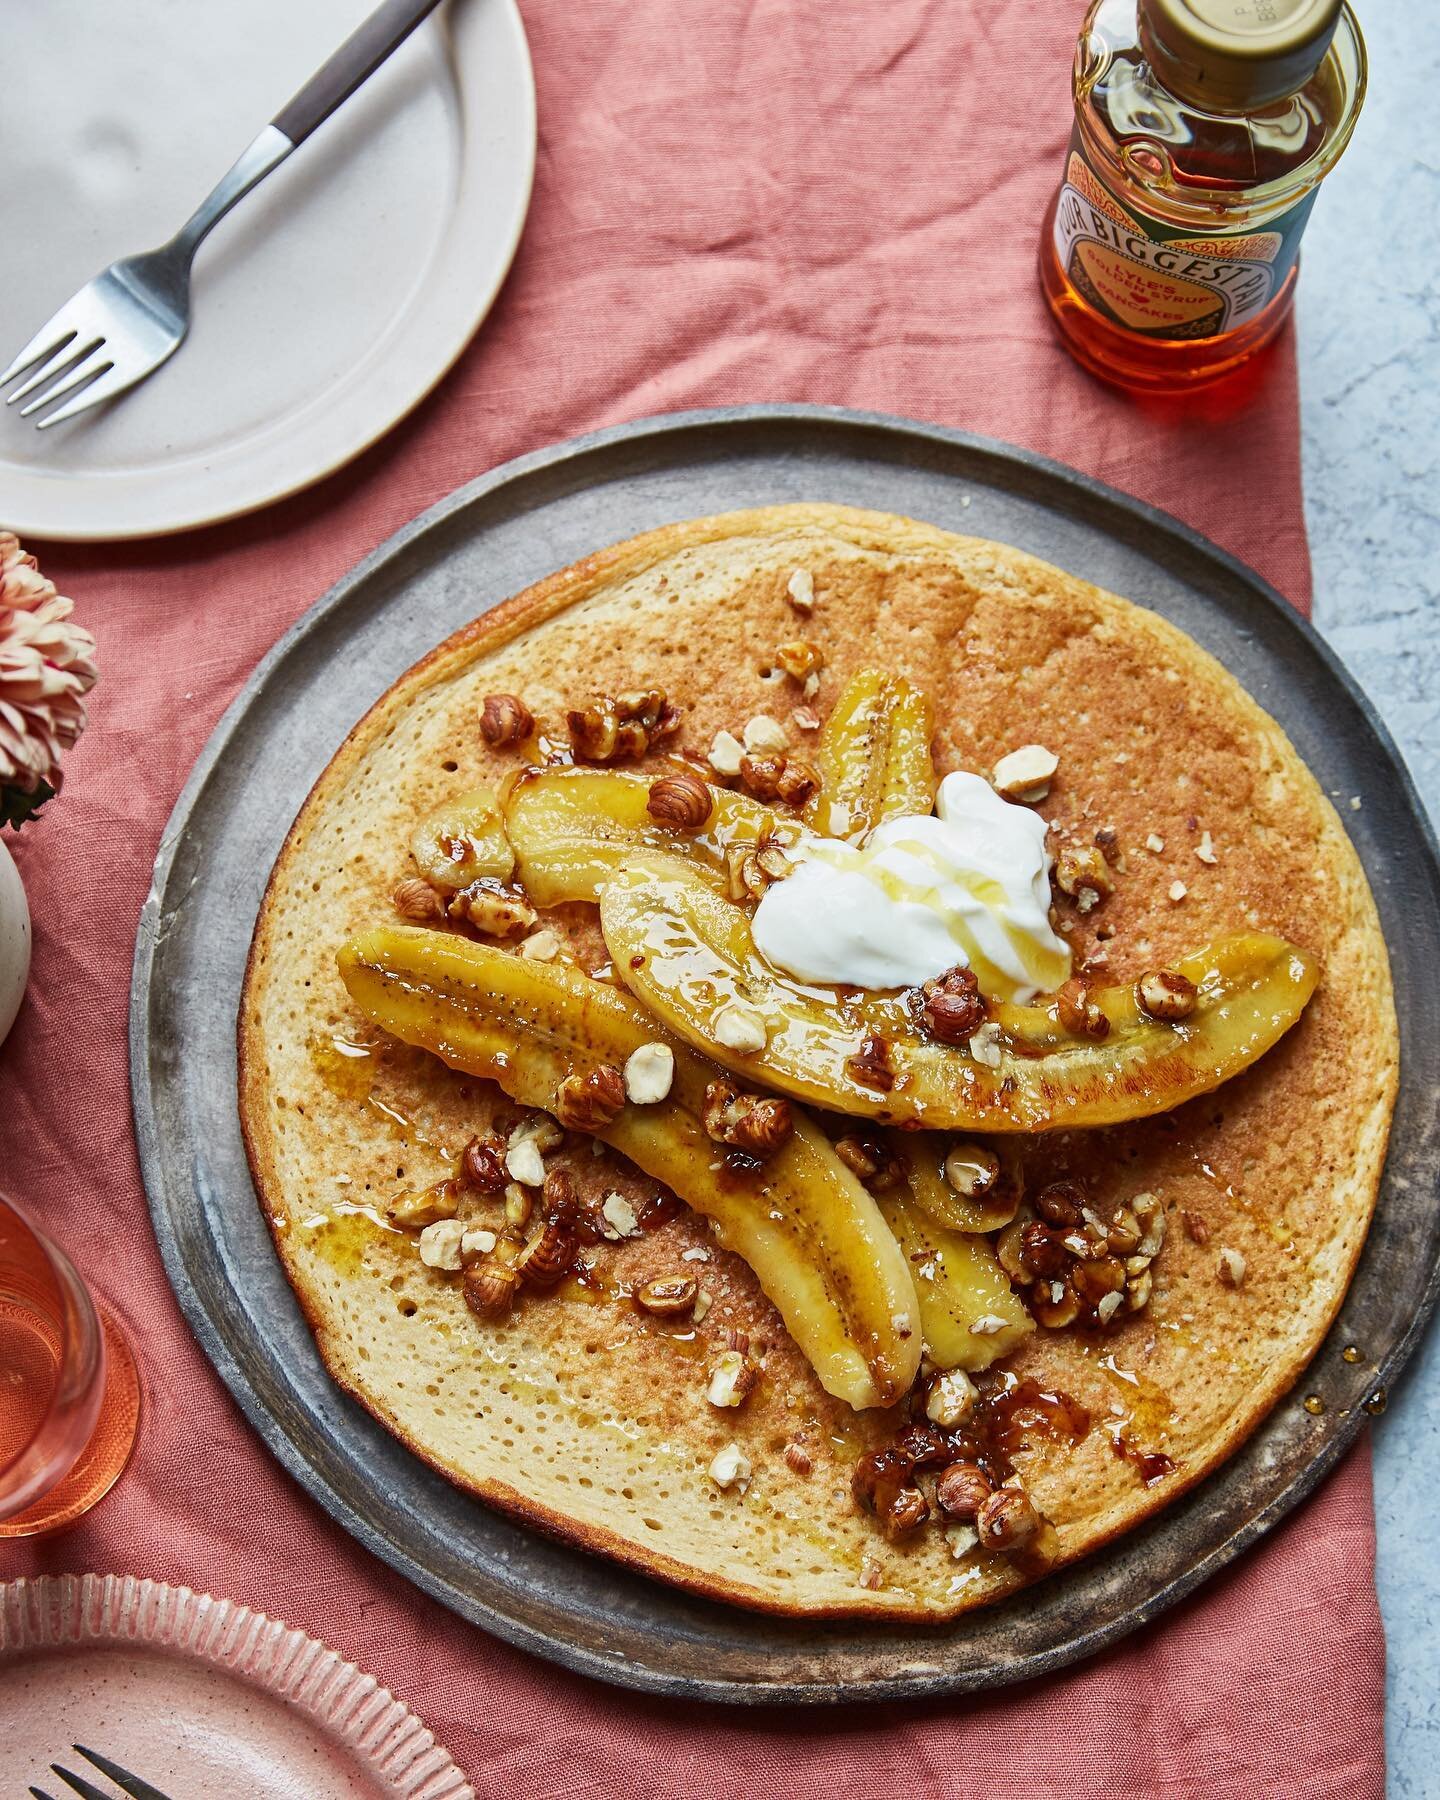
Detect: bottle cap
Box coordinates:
(1139, 0, 1343, 109)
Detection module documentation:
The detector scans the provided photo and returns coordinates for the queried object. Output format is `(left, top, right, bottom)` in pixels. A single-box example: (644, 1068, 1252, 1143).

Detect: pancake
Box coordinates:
(238, 504, 1395, 1618)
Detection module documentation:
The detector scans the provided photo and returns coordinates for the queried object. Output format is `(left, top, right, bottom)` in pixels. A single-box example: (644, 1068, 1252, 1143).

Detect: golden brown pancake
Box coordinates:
(239, 504, 1395, 1617)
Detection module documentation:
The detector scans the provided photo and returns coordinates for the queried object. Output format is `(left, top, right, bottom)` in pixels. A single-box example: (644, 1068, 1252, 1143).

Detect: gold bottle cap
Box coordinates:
(1139, 0, 1343, 109)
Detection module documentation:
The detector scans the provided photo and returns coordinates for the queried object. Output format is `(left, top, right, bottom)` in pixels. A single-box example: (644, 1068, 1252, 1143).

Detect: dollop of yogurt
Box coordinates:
(751, 772, 1071, 1001)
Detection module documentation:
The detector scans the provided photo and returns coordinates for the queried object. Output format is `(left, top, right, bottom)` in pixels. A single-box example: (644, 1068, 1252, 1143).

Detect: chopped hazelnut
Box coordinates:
(599, 1192, 642, 1240)
(968, 1021, 1004, 1069)
(1096, 1290, 1124, 1325)
(774, 758, 819, 806)
(714, 1002, 768, 1053)
(555, 1063, 627, 1130)
(503, 1183, 533, 1229)
(917, 965, 986, 1044)
(785, 568, 816, 613)
(1137, 968, 1198, 1020)
(708, 1442, 752, 1491)
(514, 1220, 577, 1287)
(1183, 1209, 1210, 1245)
(393, 877, 445, 922)
(519, 928, 562, 962)
(1055, 975, 1110, 1039)
(1218, 1246, 1247, 1288)
(791, 705, 821, 732)
(418, 1219, 467, 1271)
(447, 883, 536, 937)
(1145, 832, 1166, 853)
(707, 1349, 760, 1408)
(460, 1135, 507, 1194)
(976, 1485, 1040, 1552)
(504, 1135, 548, 1189)
(460, 1226, 498, 1261)
(935, 1461, 993, 1520)
(1196, 830, 1218, 865)
(968, 1314, 1010, 1337)
(635, 1275, 697, 1316)
(623, 1041, 675, 1105)
(944, 1142, 1001, 1199)
(708, 729, 746, 776)
(737, 752, 784, 800)
(925, 1368, 977, 1428)
(784, 1440, 814, 1476)
(702, 1079, 793, 1156)
(1055, 845, 1113, 908)
(1169, 880, 1188, 903)
(774, 640, 823, 682)
(993, 744, 1058, 803)
(743, 714, 789, 754)
(844, 1032, 895, 1092)
(387, 1181, 462, 1228)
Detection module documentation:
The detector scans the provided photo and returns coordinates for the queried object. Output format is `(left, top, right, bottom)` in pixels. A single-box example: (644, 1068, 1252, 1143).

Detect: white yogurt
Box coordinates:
(750, 772, 1070, 1001)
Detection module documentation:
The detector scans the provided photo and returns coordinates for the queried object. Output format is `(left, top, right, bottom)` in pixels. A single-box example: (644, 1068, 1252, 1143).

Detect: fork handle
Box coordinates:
(272, 0, 448, 147)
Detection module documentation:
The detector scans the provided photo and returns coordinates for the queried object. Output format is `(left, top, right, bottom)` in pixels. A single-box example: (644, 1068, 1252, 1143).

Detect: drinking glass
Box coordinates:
(0, 1193, 141, 1537)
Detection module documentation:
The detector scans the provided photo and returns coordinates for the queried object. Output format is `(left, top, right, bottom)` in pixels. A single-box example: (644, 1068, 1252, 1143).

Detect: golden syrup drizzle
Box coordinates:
(1099, 1353, 1177, 1484)
(309, 1031, 380, 1099)
(303, 1202, 405, 1278)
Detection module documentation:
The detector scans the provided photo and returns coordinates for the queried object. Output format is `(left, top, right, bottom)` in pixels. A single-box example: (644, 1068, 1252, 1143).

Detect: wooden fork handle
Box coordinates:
(271, 0, 447, 147)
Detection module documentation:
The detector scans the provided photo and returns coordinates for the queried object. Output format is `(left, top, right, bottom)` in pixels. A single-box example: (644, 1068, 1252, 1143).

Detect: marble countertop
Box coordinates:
(1298, 6, 1440, 1790)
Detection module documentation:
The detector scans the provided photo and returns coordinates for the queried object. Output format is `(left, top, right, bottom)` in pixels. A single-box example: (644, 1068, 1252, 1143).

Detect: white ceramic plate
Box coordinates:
(1, 1574, 473, 1797)
(0, 0, 535, 542)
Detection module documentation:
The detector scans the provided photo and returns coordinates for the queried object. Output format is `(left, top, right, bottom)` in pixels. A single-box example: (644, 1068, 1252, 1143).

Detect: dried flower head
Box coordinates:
(0, 534, 98, 826)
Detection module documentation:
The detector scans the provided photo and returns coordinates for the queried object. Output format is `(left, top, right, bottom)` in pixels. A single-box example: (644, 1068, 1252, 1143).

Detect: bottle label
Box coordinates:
(1053, 146, 1313, 340)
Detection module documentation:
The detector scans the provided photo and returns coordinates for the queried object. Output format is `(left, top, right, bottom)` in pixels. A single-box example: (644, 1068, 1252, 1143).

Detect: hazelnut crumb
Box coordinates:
(968, 1314, 1009, 1337)
(1168, 880, 1188, 903)
(1196, 831, 1218, 865)
(858, 1558, 885, 1591)
(1145, 833, 1165, 854)
(791, 705, 821, 732)
(519, 928, 561, 962)
(968, 1021, 1004, 1068)
(1218, 1246, 1247, 1287)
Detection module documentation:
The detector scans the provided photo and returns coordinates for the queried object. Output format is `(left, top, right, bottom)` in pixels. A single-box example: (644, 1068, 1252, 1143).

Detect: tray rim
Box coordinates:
(130, 402, 1440, 1705)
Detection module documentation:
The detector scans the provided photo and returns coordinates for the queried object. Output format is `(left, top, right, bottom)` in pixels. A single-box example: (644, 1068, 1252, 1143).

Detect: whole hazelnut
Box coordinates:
(479, 693, 533, 747)
(646, 772, 714, 831)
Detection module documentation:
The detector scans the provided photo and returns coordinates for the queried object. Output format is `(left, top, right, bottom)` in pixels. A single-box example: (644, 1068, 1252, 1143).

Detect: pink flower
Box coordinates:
(0, 531, 98, 798)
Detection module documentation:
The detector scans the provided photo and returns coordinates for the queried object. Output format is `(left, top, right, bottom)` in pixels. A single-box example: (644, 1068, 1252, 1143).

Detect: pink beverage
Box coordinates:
(0, 1194, 140, 1537)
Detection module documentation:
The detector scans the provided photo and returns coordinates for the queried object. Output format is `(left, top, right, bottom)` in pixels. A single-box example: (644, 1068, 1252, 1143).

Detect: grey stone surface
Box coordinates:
(1298, 6, 1440, 1791)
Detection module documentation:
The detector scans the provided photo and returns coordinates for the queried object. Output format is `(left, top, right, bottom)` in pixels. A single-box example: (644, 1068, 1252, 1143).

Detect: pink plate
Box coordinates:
(0, 1574, 472, 1799)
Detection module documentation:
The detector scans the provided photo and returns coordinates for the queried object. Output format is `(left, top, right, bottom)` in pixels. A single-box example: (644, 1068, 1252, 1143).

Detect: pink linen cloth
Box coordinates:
(1, 2, 1384, 1793)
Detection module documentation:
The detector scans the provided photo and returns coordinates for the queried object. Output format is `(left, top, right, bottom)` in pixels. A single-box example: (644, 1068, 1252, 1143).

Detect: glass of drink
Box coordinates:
(0, 1194, 141, 1537)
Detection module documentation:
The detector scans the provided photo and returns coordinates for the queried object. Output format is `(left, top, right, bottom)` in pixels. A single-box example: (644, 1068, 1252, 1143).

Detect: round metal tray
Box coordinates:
(131, 406, 1440, 1704)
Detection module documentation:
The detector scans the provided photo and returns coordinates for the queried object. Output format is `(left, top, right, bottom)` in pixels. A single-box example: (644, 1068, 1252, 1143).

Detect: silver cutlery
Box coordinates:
(2, 0, 445, 428)
(29, 1741, 172, 1800)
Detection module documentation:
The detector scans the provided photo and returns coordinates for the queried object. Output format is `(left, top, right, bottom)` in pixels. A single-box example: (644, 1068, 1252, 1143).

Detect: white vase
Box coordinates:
(0, 836, 31, 1045)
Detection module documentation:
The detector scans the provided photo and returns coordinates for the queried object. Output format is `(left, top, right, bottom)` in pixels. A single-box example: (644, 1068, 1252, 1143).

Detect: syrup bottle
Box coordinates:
(1040, 0, 1366, 392)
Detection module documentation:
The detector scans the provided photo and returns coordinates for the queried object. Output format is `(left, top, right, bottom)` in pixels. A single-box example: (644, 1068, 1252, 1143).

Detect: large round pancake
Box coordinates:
(239, 503, 1396, 1618)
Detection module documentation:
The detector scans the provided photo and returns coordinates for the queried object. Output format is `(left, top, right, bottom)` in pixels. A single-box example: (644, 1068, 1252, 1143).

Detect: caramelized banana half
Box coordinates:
(411, 787, 514, 889)
(598, 868, 1319, 1132)
(337, 926, 921, 1408)
(501, 766, 803, 906)
(804, 668, 936, 841)
(877, 1188, 1031, 1371)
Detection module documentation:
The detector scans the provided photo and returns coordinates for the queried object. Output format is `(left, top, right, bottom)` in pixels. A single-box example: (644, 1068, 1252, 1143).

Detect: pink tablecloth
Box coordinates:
(1, 2, 1384, 1794)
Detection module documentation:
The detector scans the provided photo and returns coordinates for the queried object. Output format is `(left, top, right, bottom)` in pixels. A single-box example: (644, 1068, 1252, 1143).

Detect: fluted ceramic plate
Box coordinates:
(0, 0, 535, 542)
(0, 1574, 472, 1798)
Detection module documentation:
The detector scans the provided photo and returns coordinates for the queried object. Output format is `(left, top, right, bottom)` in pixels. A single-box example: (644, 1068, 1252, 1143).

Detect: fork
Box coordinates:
(29, 1742, 172, 1800)
(2, 0, 445, 428)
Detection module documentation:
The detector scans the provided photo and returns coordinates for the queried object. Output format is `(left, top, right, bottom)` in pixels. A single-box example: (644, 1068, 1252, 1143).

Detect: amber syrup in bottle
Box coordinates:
(1040, 0, 1366, 392)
